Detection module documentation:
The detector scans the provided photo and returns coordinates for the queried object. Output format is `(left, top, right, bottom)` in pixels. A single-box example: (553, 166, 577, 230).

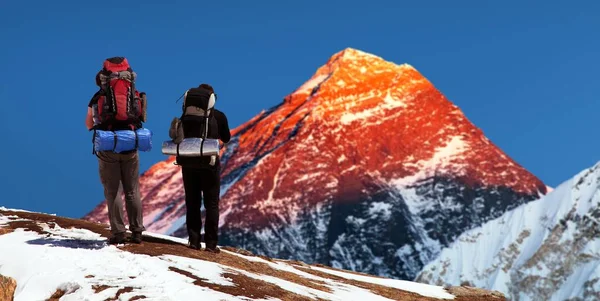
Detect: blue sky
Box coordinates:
(0, 1, 598, 218)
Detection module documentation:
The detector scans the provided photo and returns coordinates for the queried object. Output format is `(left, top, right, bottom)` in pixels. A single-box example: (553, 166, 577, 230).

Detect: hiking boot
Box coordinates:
(188, 231, 201, 250)
(188, 241, 201, 250)
(108, 233, 126, 245)
(130, 232, 143, 244)
(204, 242, 220, 253)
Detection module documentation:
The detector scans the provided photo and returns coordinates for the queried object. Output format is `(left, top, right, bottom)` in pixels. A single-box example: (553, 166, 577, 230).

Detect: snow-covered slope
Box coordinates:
(0, 208, 505, 301)
(85, 47, 547, 280)
(417, 161, 600, 301)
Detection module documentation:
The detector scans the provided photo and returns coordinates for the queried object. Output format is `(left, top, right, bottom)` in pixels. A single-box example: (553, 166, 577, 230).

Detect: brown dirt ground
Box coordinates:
(0, 209, 506, 301)
(168, 266, 319, 301)
(45, 289, 65, 301)
(105, 287, 134, 301)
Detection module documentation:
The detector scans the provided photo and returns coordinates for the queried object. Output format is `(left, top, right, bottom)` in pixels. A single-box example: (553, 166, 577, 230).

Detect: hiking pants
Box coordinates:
(181, 167, 220, 244)
(97, 151, 145, 235)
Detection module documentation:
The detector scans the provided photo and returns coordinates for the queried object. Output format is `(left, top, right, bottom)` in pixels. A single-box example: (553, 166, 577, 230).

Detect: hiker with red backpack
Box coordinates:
(86, 57, 151, 245)
(167, 83, 231, 253)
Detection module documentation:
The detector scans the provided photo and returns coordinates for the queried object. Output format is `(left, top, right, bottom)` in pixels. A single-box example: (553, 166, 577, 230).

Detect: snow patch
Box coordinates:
(339, 48, 380, 62)
(368, 202, 393, 219)
(0, 207, 35, 213)
(294, 74, 329, 94)
(339, 90, 407, 125)
(391, 135, 469, 187)
(310, 266, 454, 299)
(340, 106, 377, 124)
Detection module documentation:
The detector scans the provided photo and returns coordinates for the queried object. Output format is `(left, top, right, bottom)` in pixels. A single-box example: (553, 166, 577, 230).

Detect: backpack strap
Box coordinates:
(200, 109, 208, 156)
(91, 129, 97, 155)
(204, 110, 217, 166)
(112, 131, 118, 152)
(129, 70, 137, 120)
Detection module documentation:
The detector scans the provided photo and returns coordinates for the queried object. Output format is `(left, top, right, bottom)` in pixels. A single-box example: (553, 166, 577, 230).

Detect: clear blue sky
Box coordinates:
(0, 1, 598, 218)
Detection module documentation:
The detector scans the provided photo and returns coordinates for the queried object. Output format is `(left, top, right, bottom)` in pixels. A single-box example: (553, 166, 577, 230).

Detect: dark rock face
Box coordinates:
(220, 176, 539, 280)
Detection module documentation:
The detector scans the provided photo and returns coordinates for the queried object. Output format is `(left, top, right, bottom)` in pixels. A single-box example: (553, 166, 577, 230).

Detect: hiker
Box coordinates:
(169, 83, 231, 253)
(85, 57, 147, 245)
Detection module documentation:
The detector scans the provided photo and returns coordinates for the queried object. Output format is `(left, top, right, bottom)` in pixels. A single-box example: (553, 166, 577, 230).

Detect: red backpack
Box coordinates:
(96, 57, 143, 130)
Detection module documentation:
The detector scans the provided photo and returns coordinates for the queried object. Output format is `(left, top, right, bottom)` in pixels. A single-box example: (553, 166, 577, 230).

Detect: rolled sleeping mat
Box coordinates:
(135, 128, 153, 152)
(162, 138, 219, 157)
(94, 128, 153, 153)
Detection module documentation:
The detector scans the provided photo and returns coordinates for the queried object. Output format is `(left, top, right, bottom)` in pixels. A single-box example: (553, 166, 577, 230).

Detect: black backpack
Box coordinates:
(171, 87, 219, 168)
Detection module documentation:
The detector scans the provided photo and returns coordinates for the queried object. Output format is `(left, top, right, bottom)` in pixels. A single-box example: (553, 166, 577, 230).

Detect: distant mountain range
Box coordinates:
(417, 160, 600, 301)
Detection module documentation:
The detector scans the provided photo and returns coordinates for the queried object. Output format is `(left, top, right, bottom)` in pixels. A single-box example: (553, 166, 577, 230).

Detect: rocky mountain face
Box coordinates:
(85, 47, 547, 280)
(417, 161, 600, 301)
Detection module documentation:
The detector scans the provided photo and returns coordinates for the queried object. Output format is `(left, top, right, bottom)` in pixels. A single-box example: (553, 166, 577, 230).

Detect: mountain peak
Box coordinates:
(334, 47, 380, 61)
(220, 48, 546, 203)
(330, 47, 414, 69)
(289, 48, 422, 108)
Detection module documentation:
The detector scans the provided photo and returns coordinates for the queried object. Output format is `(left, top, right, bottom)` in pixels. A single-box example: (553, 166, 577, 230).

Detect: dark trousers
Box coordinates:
(182, 167, 220, 245)
(97, 151, 145, 235)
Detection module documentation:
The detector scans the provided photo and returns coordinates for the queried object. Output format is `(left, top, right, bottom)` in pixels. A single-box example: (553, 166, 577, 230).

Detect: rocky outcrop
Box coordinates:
(0, 275, 16, 301)
(447, 286, 506, 300)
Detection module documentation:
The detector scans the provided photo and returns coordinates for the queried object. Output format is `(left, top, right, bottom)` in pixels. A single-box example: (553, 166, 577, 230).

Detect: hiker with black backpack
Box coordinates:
(168, 83, 231, 253)
(86, 57, 150, 245)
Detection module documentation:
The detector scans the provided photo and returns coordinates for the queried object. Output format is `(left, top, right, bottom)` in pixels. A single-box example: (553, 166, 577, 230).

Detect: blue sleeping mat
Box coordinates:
(94, 128, 153, 153)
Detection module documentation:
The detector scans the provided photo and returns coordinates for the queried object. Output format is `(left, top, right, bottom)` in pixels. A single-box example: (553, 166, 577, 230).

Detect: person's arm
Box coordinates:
(218, 111, 231, 143)
(87, 90, 101, 130)
(86, 107, 94, 130)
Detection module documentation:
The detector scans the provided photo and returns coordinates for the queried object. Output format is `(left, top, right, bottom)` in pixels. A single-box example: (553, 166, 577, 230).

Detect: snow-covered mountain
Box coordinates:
(84, 47, 547, 280)
(0, 207, 505, 301)
(416, 161, 600, 301)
